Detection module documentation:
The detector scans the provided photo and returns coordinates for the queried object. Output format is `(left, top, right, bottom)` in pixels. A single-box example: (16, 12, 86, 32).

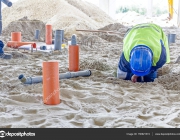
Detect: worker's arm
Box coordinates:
(118, 52, 134, 80)
(131, 75, 139, 83)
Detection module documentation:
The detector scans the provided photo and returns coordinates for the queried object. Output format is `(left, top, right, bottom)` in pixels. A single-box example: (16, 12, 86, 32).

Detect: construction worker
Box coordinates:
(117, 23, 170, 83)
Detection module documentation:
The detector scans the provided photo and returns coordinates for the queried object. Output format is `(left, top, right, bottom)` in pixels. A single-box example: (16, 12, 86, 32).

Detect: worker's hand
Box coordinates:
(131, 75, 139, 83)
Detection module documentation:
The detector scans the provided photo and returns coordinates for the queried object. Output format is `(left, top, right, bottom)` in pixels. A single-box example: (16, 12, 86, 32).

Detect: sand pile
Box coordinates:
(2, 17, 45, 42)
(76, 23, 128, 44)
(98, 23, 129, 42)
(2, 0, 114, 38)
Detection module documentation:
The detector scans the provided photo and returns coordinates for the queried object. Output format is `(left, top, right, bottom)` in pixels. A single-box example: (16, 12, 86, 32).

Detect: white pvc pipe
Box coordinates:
(18, 45, 31, 50)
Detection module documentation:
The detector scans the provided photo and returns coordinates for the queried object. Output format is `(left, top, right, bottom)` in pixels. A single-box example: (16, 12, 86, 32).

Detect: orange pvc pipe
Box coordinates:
(43, 61, 60, 105)
(7, 41, 36, 48)
(11, 32, 21, 42)
(45, 24, 52, 45)
(69, 45, 79, 71)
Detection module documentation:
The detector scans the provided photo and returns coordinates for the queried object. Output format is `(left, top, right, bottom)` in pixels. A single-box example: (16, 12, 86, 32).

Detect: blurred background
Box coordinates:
(2, 0, 179, 26)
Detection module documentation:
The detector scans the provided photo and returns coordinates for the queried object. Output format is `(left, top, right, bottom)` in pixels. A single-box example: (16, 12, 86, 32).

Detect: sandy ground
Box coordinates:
(0, 0, 180, 128)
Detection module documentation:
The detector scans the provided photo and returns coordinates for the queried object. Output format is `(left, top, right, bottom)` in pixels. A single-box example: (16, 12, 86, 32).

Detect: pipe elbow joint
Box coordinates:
(19, 74, 26, 83)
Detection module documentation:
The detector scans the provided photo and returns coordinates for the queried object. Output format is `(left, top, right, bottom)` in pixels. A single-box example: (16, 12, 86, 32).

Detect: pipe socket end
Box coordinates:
(18, 74, 24, 80)
(7, 2, 12, 7)
(40, 46, 47, 50)
(88, 70, 92, 76)
(19, 74, 27, 83)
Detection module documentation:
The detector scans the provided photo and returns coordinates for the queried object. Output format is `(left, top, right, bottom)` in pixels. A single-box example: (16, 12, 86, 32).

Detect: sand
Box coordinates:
(0, 0, 180, 128)
(2, 0, 114, 38)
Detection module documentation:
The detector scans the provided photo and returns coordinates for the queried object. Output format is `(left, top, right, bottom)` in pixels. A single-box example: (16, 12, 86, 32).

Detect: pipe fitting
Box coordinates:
(40, 46, 47, 50)
(19, 74, 42, 84)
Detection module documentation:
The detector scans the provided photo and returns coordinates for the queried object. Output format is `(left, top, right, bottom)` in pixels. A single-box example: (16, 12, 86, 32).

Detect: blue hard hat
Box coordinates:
(130, 46, 153, 76)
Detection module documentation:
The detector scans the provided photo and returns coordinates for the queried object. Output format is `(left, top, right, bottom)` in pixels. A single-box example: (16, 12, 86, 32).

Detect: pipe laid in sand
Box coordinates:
(18, 70, 91, 84)
(7, 41, 36, 48)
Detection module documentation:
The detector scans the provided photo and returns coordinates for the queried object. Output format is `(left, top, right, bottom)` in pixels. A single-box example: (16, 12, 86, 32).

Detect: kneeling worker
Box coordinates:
(117, 23, 170, 83)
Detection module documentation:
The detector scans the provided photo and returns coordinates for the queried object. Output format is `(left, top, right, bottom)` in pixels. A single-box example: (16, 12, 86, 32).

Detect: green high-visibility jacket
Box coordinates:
(123, 23, 170, 66)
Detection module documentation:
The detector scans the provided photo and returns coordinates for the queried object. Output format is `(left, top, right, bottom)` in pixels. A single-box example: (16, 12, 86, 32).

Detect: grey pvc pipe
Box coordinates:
(60, 70, 91, 79)
(35, 29, 40, 40)
(54, 30, 63, 51)
(168, 33, 176, 44)
(19, 75, 42, 84)
(0, 0, 12, 34)
(71, 34, 77, 45)
(40, 45, 47, 50)
(1, 0, 12, 7)
(62, 30, 64, 43)
(19, 70, 91, 84)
